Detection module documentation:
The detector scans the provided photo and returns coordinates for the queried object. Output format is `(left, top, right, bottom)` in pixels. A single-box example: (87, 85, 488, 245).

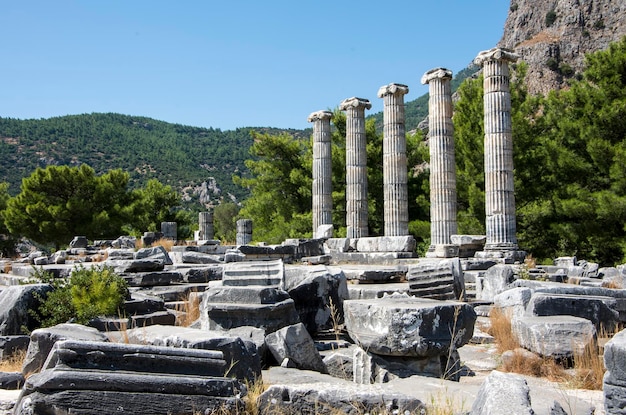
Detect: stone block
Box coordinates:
(493, 287, 533, 319)
(134, 245, 173, 265)
(0, 372, 24, 390)
(315, 224, 334, 239)
(407, 258, 464, 300)
(0, 335, 29, 360)
(222, 259, 284, 288)
(122, 271, 183, 287)
(69, 236, 89, 249)
(265, 323, 326, 373)
(284, 265, 348, 335)
(512, 315, 596, 359)
(343, 293, 476, 357)
(604, 329, 626, 383)
(355, 236, 416, 253)
(181, 251, 221, 264)
(347, 282, 410, 300)
(476, 264, 515, 301)
(130, 310, 176, 328)
(182, 266, 223, 283)
(527, 292, 620, 330)
(106, 258, 165, 273)
(324, 238, 351, 253)
(22, 323, 109, 375)
(0, 284, 53, 336)
(470, 370, 534, 415)
(258, 367, 424, 415)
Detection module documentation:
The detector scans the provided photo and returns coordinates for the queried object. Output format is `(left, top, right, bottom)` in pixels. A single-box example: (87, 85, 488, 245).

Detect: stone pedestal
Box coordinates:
(198, 211, 214, 240)
(236, 219, 252, 246)
(308, 110, 334, 235)
(340, 97, 371, 239)
(421, 68, 457, 257)
(474, 48, 520, 253)
(378, 83, 409, 237)
(160, 222, 177, 240)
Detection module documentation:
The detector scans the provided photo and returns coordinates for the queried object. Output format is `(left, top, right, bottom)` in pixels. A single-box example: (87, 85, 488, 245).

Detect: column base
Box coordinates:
(475, 247, 526, 264)
(425, 244, 459, 258)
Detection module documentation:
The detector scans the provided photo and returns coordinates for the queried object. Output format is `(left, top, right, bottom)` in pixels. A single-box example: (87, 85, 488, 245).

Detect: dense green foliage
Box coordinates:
(453, 37, 626, 265)
(31, 265, 129, 327)
(235, 110, 430, 246)
(4, 165, 181, 248)
(213, 202, 240, 242)
(0, 113, 307, 205)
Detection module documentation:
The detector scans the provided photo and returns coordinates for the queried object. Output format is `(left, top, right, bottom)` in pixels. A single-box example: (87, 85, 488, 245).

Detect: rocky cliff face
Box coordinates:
(498, 0, 626, 95)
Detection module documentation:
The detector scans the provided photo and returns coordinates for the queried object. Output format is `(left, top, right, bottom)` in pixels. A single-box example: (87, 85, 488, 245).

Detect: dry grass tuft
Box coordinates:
(152, 238, 175, 252)
(488, 307, 520, 353)
(175, 291, 201, 327)
(603, 279, 623, 289)
(569, 340, 605, 390)
(0, 349, 26, 372)
(501, 348, 567, 382)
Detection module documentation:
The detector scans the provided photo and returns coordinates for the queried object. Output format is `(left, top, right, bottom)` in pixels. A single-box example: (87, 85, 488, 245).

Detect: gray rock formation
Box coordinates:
(0, 284, 52, 336)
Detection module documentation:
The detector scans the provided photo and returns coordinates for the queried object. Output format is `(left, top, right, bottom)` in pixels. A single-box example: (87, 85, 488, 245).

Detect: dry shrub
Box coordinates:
(569, 338, 605, 390)
(175, 291, 201, 327)
(501, 348, 566, 381)
(152, 238, 175, 252)
(488, 307, 520, 353)
(0, 349, 26, 372)
(3, 262, 12, 274)
(603, 279, 623, 289)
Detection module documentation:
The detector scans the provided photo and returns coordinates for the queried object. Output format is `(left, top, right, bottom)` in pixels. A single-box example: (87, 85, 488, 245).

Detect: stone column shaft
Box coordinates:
(340, 97, 371, 238)
(308, 110, 334, 235)
(198, 211, 214, 240)
(236, 219, 252, 246)
(422, 68, 458, 249)
(474, 48, 520, 250)
(378, 83, 410, 236)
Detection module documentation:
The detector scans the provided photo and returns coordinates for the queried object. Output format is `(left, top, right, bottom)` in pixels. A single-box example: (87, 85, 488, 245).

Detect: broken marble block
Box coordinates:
(200, 286, 300, 334)
(343, 293, 476, 357)
(14, 340, 245, 415)
(604, 329, 626, 415)
(512, 315, 596, 359)
(406, 257, 465, 300)
(476, 264, 516, 301)
(222, 259, 284, 288)
(470, 370, 534, 415)
(284, 265, 348, 335)
(265, 323, 326, 373)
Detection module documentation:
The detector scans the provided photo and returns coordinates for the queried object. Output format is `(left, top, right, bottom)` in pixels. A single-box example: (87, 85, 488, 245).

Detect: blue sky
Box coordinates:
(1, 1, 509, 131)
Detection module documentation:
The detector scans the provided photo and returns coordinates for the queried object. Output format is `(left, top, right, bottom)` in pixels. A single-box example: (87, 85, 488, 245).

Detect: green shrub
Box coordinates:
(546, 57, 559, 71)
(546, 10, 557, 27)
(31, 265, 128, 327)
(510, 3, 518, 12)
(559, 63, 574, 77)
(594, 19, 605, 30)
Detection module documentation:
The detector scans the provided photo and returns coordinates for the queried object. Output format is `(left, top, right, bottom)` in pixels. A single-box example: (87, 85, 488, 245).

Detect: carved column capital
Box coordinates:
(377, 83, 409, 98)
(474, 47, 520, 66)
(339, 97, 371, 111)
(421, 67, 453, 85)
(307, 110, 333, 123)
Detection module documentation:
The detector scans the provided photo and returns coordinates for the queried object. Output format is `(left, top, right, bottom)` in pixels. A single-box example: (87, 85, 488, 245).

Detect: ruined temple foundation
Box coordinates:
(474, 48, 525, 263)
(378, 83, 410, 237)
(340, 97, 371, 239)
(308, 110, 334, 238)
(421, 68, 458, 258)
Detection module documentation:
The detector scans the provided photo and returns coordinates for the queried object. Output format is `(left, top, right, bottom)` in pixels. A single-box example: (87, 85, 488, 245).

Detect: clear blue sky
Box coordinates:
(1, 1, 509, 131)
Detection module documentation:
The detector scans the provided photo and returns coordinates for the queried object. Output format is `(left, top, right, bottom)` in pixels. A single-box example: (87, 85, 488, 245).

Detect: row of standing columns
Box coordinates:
(308, 47, 520, 256)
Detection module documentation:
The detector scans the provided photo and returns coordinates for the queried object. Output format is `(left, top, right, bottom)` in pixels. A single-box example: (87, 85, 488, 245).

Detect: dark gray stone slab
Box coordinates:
(181, 251, 222, 264)
(134, 245, 173, 265)
(0, 336, 29, 361)
(527, 292, 620, 330)
(122, 271, 183, 287)
(106, 258, 165, 273)
(0, 284, 52, 336)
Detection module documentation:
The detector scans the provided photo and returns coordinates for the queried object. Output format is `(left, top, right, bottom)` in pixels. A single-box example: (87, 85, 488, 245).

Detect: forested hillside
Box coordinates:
(0, 113, 308, 206)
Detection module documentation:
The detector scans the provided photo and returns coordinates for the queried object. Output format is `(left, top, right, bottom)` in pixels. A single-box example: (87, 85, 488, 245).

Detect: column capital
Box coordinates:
(421, 67, 453, 85)
(339, 97, 372, 111)
(474, 47, 520, 66)
(307, 110, 333, 123)
(377, 83, 409, 98)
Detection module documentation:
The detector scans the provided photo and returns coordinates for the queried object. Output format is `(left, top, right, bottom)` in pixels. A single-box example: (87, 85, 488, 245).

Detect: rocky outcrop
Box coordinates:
(498, 0, 626, 95)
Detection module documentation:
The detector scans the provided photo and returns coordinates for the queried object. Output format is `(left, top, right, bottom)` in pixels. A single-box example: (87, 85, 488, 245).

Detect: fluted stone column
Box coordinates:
(198, 211, 214, 240)
(308, 110, 334, 236)
(474, 48, 520, 251)
(378, 83, 409, 237)
(340, 97, 371, 239)
(236, 219, 252, 246)
(422, 68, 458, 257)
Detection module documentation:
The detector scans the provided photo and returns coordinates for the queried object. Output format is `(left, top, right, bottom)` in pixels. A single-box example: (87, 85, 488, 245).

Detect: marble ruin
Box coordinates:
(340, 97, 371, 239)
(378, 83, 410, 237)
(421, 68, 458, 258)
(308, 110, 334, 237)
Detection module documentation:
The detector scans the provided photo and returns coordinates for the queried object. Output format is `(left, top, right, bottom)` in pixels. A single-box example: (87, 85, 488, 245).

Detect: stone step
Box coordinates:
(222, 259, 284, 287)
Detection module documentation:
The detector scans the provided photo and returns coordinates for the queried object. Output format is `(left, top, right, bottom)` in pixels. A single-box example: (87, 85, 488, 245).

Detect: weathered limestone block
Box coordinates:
(200, 286, 299, 334)
(324, 238, 351, 253)
(106, 258, 165, 273)
(451, 234, 486, 257)
(605, 329, 626, 414)
(265, 323, 326, 373)
(22, 324, 109, 375)
(122, 271, 183, 287)
(347, 282, 410, 300)
(69, 236, 88, 249)
(258, 367, 424, 415)
(527, 292, 620, 330)
(512, 315, 596, 359)
(135, 245, 173, 265)
(130, 310, 176, 328)
(15, 340, 245, 415)
(355, 236, 416, 252)
(0, 335, 29, 361)
(476, 264, 516, 301)
(106, 248, 135, 259)
(180, 251, 221, 264)
(470, 370, 534, 415)
(284, 265, 348, 335)
(0, 372, 24, 390)
(493, 287, 533, 319)
(181, 266, 223, 283)
(316, 224, 334, 239)
(343, 293, 476, 357)
(222, 259, 284, 288)
(111, 236, 136, 249)
(123, 325, 261, 381)
(407, 258, 464, 300)
(0, 284, 52, 336)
